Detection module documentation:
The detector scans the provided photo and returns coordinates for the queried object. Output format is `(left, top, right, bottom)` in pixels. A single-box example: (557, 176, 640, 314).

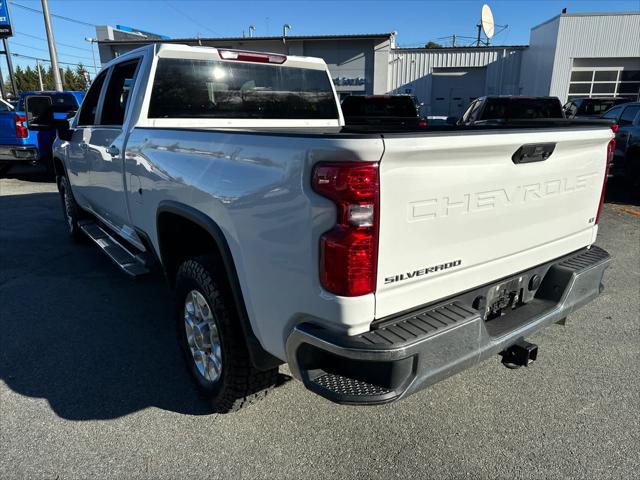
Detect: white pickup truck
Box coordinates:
(52, 44, 612, 412)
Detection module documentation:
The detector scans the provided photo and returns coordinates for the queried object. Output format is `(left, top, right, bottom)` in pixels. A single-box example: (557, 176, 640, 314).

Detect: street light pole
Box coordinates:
(84, 37, 98, 78)
(40, 0, 63, 90)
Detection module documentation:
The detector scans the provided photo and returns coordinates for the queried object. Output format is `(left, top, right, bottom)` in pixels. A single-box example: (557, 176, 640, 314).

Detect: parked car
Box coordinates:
(50, 44, 611, 413)
(341, 94, 427, 129)
(0, 90, 84, 175)
(563, 97, 632, 119)
(458, 96, 564, 125)
(601, 102, 640, 187)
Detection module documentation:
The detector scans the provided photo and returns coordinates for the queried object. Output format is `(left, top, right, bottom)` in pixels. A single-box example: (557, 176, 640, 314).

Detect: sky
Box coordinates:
(4, 0, 640, 78)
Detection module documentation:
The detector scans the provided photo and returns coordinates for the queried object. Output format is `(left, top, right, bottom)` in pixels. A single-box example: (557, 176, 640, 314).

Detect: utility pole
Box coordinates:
(3, 39, 17, 96)
(0, 61, 6, 100)
(41, 0, 63, 90)
(36, 60, 44, 91)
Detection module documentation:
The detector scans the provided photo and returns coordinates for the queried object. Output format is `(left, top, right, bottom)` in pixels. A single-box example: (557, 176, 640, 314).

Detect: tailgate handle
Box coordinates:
(512, 143, 556, 164)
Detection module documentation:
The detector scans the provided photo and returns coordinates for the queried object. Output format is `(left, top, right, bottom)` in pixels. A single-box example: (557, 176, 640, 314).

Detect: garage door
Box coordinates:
(568, 58, 640, 102)
(430, 67, 486, 117)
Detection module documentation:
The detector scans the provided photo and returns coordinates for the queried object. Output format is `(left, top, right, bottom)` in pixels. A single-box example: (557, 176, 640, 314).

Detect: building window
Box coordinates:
(568, 68, 640, 101)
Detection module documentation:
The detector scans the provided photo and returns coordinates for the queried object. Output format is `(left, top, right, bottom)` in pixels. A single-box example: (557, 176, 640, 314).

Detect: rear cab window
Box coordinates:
(482, 98, 563, 120)
(18, 93, 79, 113)
(341, 96, 417, 117)
(577, 99, 617, 116)
(148, 58, 338, 120)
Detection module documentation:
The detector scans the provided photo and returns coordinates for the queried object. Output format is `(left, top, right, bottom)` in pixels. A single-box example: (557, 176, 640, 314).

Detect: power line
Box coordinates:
(15, 30, 93, 52)
(166, 2, 223, 37)
(10, 1, 97, 28)
(9, 40, 96, 63)
(11, 52, 97, 71)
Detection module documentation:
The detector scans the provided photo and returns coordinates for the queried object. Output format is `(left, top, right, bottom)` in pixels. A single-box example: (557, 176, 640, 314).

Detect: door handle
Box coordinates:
(107, 145, 120, 157)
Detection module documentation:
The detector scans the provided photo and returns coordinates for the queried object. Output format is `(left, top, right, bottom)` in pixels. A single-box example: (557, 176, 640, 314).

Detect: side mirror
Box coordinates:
(26, 95, 54, 129)
(54, 118, 74, 142)
(446, 116, 458, 125)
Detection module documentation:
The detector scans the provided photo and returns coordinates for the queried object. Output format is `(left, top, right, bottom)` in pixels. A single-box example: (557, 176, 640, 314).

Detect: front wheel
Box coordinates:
(174, 256, 278, 413)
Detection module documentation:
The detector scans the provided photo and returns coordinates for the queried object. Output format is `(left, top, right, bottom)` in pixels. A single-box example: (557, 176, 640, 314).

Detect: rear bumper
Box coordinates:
(0, 145, 39, 161)
(286, 246, 611, 405)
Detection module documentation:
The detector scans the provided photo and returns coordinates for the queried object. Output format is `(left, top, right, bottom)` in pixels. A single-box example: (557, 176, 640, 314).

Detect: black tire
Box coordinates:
(175, 256, 278, 413)
(58, 174, 85, 242)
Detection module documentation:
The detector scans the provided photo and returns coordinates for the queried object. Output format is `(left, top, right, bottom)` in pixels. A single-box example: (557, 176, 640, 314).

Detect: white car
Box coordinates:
(52, 44, 612, 412)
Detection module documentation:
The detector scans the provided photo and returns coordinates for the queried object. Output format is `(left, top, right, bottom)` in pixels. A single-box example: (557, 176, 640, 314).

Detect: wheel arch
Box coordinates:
(156, 200, 281, 371)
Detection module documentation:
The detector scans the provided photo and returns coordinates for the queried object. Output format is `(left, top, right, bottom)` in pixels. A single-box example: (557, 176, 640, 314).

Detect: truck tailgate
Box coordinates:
(375, 127, 611, 318)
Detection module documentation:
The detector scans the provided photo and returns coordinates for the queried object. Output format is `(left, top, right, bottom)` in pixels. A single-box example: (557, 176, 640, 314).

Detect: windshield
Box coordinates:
(149, 58, 338, 119)
(341, 96, 417, 117)
(482, 98, 563, 120)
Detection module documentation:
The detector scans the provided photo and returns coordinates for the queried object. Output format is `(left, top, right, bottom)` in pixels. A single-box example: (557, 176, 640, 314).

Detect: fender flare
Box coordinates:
(156, 200, 282, 371)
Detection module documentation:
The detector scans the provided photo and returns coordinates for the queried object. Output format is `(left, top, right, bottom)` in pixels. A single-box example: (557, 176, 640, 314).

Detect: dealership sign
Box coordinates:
(0, 1, 13, 38)
(333, 77, 366, 87)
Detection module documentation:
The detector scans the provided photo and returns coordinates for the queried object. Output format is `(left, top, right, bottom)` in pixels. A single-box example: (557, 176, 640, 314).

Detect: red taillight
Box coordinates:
(596, 136, 616, 224)
(15, 114, 28, 138)
(610, 124, 619, 133)
(418, 120, 427, 127)
(312, 162, 379, 296)
(218, 49, 286, 64)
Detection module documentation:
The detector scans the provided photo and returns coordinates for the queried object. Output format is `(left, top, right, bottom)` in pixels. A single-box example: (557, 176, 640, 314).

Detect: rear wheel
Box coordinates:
(175, 256, 278, 413)
(58, 174, 85, 241)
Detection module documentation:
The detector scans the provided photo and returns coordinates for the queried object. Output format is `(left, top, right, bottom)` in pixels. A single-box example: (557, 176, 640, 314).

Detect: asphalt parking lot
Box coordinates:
(1, 167, 639, 479)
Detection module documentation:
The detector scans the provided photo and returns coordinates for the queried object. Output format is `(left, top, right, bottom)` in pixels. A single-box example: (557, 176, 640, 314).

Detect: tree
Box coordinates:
(74, 63, 89, 91)
(425, 41, 443, 49)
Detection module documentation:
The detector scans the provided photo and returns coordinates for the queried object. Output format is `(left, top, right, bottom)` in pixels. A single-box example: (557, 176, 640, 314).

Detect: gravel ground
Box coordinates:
(1, 168, 639, 479)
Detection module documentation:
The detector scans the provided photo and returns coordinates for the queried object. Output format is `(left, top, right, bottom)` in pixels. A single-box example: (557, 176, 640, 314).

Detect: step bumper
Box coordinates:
(0, 145, 39, 161)
(286, 246, 611, 405)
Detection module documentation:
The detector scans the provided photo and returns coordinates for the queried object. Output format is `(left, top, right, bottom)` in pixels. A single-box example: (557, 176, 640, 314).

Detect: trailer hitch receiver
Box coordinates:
(500, 340, 538, 369)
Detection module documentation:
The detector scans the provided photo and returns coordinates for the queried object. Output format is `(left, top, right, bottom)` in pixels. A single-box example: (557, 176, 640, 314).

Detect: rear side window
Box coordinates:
(148, 58, 338, 119)
(602, 106, 623, 120)
(78, 71, 107, 125)
(619, 105, 640, 126)
(100, 59, 140, 126)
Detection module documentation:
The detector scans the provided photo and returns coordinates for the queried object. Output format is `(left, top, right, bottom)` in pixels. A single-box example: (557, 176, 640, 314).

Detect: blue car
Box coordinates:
(0, 91, 85, 175)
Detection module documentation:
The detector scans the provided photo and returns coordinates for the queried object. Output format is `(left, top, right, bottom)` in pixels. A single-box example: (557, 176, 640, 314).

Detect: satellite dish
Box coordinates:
(481, 4, 495, 39)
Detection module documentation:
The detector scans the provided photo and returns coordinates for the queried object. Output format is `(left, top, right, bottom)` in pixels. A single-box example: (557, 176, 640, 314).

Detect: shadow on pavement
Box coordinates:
(0, 192, 211, 419)
(605, 178, 639, 206)
(0, 163, 54, 183)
